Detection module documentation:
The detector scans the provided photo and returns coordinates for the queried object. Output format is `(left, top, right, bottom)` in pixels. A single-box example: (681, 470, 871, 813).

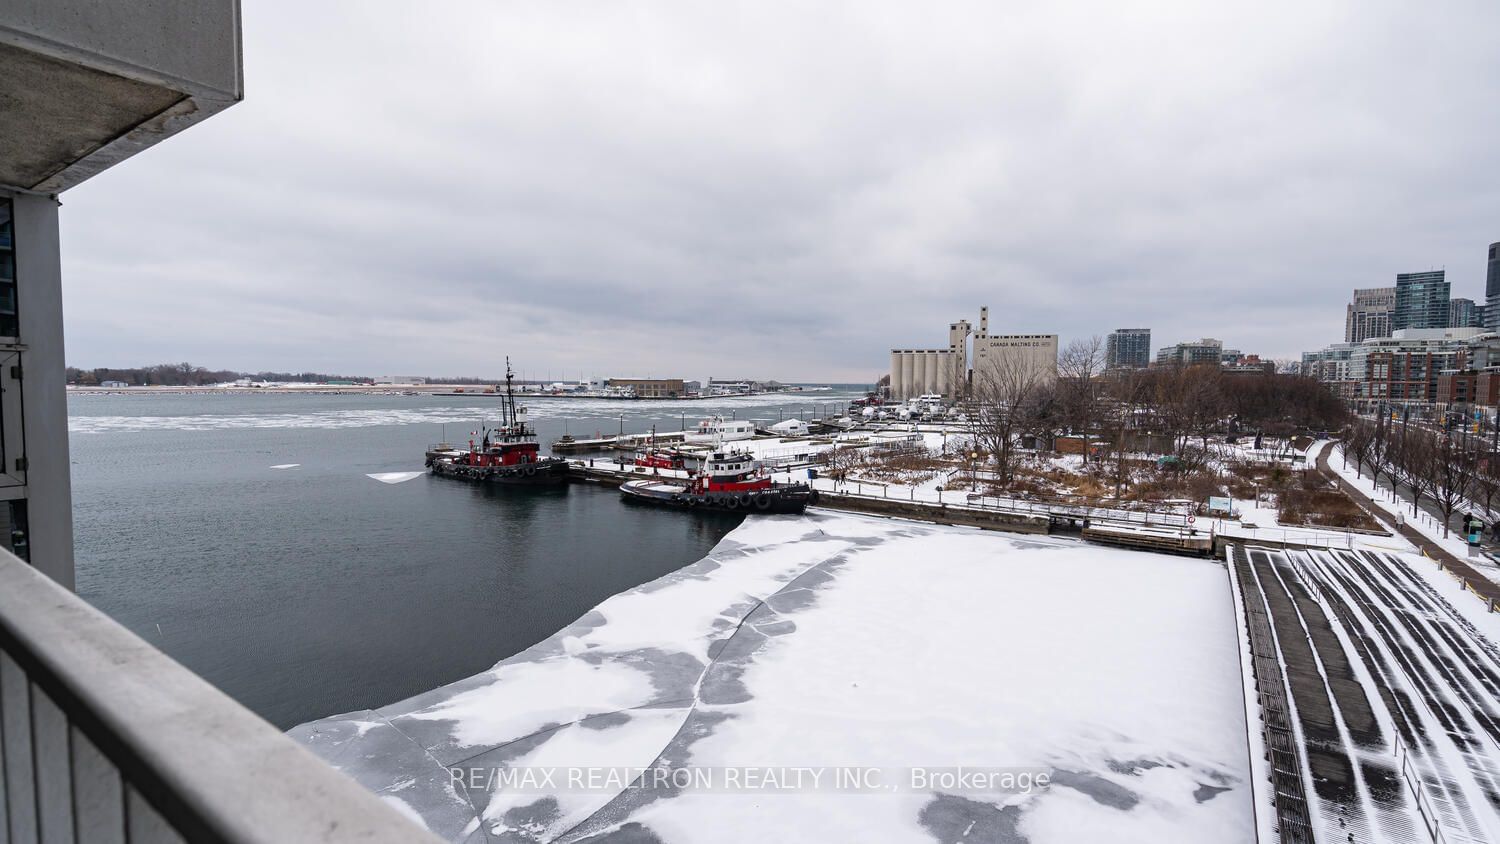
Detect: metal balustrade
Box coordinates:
(0, 549, 438, 844)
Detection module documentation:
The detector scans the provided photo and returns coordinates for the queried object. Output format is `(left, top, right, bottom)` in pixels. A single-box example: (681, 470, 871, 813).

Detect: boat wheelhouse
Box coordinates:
(429, 359, 569, 484)
(684, 416, 756, 445)
(619, 450, 815, 513)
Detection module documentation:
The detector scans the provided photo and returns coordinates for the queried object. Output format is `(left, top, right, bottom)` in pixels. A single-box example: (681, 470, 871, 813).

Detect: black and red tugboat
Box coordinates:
(620, 450, 815, 513)
(429, 360, 569, 485)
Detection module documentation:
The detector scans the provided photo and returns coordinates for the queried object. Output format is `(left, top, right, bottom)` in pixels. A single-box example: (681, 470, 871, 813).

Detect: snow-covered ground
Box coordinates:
(292, 512, 1253, 842)
(1324, 445, 1500, 582)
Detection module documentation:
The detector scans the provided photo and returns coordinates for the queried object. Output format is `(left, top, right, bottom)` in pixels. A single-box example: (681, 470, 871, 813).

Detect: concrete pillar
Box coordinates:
(900, 353, 915, 400)
(924, 353, 938, 396)
(937, 351, 950, 398)
(889, 350, 902, 400)
(7, 194, 73, 588)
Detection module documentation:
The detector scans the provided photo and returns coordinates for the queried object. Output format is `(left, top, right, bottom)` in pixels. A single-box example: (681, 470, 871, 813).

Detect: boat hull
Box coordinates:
(619, 480, 815, 514)
(430, 458, 570, 485)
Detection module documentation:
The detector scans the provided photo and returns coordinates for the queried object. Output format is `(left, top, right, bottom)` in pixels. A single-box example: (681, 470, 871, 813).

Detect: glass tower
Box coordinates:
(1487, 242, 1500, 332)
(1393, 270, 1449, 331)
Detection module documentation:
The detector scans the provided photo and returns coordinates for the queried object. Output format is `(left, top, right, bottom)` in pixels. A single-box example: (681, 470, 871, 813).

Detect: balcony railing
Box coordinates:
(0, 549, 439, 843)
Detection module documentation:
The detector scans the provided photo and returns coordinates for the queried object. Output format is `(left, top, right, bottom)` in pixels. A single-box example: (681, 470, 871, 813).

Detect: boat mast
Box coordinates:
(504, 357, 515, 435)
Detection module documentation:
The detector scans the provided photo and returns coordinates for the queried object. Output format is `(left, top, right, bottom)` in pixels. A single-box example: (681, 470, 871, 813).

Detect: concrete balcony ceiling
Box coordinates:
(0, 0, 242, 193)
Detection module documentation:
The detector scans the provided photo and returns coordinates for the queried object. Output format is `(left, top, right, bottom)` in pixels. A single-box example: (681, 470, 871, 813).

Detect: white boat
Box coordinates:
(684, 416, 756, 444)
(768, 419, 811, 437)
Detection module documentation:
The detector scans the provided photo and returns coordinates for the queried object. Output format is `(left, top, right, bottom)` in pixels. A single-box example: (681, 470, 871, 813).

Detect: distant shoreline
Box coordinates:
(66, 385, 853, 398)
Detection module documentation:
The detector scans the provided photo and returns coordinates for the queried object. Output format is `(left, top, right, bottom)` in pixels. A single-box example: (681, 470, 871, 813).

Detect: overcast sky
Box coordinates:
(59, 1, 1500, 382)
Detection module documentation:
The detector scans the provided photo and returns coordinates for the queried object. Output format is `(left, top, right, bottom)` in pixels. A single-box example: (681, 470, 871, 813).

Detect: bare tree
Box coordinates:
(1102, 368, 1149, 499)
(969, 353, 1052, 485)
(1057, 336, 1106, 464)
(1470, 454, 1500, 525)
(1366, 415, 1396, 492)
(1429, 430, 1477, 538)
(1344, 420, 1374, 477)
(1391, 426, 1433, 517)
(824, 444, 863, 482)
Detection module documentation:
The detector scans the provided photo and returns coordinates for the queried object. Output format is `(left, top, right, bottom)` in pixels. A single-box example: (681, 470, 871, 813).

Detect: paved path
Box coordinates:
(1315, 442, 1500, 607)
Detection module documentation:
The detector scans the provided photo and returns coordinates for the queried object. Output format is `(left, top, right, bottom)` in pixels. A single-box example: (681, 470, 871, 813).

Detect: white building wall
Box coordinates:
(973, 334, 1059, 387)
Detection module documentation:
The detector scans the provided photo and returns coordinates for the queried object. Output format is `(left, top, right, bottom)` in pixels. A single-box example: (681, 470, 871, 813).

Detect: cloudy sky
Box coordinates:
(60, 1, 1500, 382)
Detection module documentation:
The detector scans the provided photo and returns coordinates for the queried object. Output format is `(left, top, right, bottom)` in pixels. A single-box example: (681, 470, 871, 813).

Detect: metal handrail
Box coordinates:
(829, 479, 1186, 520)
(1394, 732, 1452, 844)
(0, 549, 438, 843)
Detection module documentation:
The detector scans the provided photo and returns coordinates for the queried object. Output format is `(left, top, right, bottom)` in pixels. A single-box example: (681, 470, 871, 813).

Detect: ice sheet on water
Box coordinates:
(269, 463, 301, 469)
(367, 472, 424, 484)
(70, 407, 504, 434)
(293, 512, 1254, 842)
(67, 393, 863, 434)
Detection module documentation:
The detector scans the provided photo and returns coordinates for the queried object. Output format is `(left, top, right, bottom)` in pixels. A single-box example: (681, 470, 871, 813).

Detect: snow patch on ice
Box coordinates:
(367, 471, 424, 484)
(403, 658, 658, 750)
(269, 463, 301, 470)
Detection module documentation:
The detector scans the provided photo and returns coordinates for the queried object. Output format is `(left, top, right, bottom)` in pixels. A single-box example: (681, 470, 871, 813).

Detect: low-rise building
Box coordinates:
(1304, 327, 1488, 408)
(1155, 338, 1224, 366)
(375, 375, 426, 385)
(1223, 355, 1275, 375)
(607, 377, 685, 398)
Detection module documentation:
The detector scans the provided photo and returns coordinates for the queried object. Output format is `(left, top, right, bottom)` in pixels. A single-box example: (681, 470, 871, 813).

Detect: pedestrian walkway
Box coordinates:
(1315, 442, 1500, 607)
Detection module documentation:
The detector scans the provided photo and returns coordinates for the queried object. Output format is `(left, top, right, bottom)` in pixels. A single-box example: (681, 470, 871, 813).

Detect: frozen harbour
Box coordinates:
(291, 513, 1253, 842)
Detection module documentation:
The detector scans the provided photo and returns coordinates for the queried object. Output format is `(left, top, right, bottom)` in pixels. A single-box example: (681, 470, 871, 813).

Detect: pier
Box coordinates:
(561, 459, 1222, 554)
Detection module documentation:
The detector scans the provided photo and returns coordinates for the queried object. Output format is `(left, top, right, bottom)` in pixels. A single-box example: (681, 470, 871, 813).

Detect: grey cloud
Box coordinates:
(60, 0, 1500, 379)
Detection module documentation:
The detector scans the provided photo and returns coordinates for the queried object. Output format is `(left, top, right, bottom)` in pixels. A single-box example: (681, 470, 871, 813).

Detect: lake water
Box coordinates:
(68, 388, 865, 728)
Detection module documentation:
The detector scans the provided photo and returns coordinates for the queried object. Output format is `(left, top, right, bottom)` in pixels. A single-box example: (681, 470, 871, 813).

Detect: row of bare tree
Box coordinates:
(966, 336, 1349, 495)
(1343, 417, 1500, 537)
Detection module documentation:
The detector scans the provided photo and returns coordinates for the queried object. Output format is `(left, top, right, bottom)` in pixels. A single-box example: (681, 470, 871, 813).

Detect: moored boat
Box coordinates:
(429, 359, 568, 485)
(620, 450, 815, 514)
(683, 416, 755, 445)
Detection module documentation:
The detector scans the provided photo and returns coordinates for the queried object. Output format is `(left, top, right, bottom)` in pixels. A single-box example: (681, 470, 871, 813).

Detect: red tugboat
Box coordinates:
(634, 449, 688, 470)
(619, 450, 815, 513)
(429, 360, 569, 485)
